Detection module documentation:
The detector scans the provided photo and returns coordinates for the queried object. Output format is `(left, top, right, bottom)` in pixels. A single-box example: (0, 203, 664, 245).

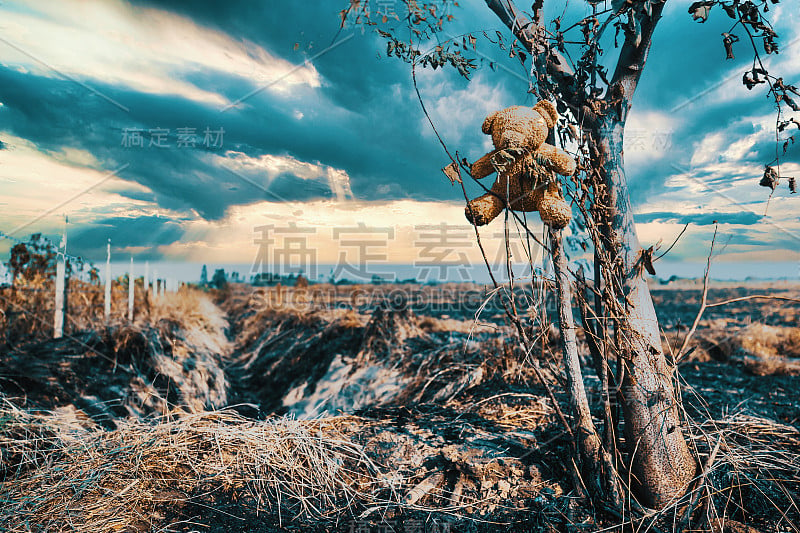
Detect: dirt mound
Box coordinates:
(687, 323, 800, 376)
(0, 291, 230, 425)
(228, 296, 550, 418)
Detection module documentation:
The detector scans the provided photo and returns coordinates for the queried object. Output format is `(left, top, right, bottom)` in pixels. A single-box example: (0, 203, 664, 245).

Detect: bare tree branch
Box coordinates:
(484, 0, 584, 114)
(606, 1, 667, 120)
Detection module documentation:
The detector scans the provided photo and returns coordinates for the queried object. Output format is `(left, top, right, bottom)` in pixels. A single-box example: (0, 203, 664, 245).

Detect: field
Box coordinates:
(1, 279, 799, 532)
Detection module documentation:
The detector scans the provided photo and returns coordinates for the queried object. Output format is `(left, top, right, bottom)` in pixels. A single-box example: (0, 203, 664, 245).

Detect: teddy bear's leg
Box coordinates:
(470, 150, 500, 179)
(534, 144, 577, 176)
(465, 192, 504, 226)
(536, 181, 572, 229)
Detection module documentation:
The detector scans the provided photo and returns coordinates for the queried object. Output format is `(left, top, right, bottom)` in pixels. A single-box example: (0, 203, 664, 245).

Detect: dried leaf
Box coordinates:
(722, 33, 738, 59)
(743, 69, 766, 90)
(760, 165, 779, 190)
(738, 1, 760, 23)
(789, 177, 797, 193)
(642, 246, 656, 276)
(442, 162, 462, 184)
(722, 3, 738, 18)
(764, 35, 778, 54)
(688, 1, 714, 22)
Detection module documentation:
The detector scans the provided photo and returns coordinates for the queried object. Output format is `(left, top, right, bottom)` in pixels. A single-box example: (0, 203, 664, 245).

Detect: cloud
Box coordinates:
(0, 132, 156, 234)
(634, 210, 762, 226)
(69, 215, 185, 259)
(158, 198, 547, 276)
(217, 151, 354, 202)
(417, 70, 510, 151)
(0, 0, 320, 107)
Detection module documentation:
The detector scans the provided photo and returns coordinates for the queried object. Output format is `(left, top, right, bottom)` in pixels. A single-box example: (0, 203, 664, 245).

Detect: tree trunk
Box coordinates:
(593, 118, 697, 509)
(550, 227, 604, 496)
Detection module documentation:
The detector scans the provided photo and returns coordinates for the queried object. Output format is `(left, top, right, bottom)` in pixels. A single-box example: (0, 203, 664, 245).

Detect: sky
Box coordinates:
(0, 0, 798, 282)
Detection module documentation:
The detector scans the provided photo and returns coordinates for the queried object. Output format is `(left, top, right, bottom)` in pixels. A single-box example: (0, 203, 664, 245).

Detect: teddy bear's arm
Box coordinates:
(470, 150, 501, 179)
(533, 144, 577, 176)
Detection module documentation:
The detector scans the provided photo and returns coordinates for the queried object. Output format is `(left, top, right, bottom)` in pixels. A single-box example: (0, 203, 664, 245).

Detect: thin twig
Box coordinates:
(676, 224, 719, 362)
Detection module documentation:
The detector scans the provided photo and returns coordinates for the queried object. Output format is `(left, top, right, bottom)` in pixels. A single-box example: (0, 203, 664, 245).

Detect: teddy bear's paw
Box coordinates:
(538, 183, 572, 229)
(471, 152, 499, 179)
(465, 194, 504, 226)
(534, 144, 577, 176)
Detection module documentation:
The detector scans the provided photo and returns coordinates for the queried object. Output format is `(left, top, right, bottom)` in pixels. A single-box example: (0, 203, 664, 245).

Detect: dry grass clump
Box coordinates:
(0, 275, 58, 344)
(733, 324, 800, 375)
(0, 399, 96, 478)
(417, 315, 497, 335)
(631, 413, 800, 532)
(148, 288, 229, 347)
(685, 323, 800, 375)
(686, 413, 800, 531)
(0, 406, 389, 532)
(0, 290, 230, 422)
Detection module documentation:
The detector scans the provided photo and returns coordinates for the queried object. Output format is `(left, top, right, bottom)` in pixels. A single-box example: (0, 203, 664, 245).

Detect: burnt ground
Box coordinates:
(1, 282, 799, 532)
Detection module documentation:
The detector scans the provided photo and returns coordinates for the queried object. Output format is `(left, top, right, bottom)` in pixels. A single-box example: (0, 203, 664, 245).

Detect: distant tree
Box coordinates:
(6, 234, 59, 284)
(200, 264, 208, 285)
(88, 266, 100, 285)
(211, 268, 227, 289)
(7, 244, 30, 286)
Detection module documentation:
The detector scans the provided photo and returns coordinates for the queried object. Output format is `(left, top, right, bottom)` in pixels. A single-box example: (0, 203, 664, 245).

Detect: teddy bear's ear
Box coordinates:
(481, 111, 499, 135)
(534, 100, 559, 128)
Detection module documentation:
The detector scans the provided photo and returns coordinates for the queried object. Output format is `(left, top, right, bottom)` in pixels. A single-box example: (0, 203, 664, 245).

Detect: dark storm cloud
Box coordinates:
(0, 7, 516, 220)
(634, 211, 762, 226)
(68, 215, 185, 259)
(0, 0, 541, 228)
(2, 0, 794, 255)
(0, 62, 447, 217)
(122, 0, 529, 194)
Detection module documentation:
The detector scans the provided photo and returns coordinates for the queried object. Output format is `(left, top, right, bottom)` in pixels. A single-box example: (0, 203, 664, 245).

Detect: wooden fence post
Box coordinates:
(53, 225, 67, 339)
(128, 257, 135, 322)
(104, 239, 111, 322)
(144, 261, 150, 299)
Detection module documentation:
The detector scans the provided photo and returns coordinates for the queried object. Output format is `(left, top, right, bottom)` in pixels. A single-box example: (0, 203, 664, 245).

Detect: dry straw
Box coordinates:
(0, 405, 391, 532)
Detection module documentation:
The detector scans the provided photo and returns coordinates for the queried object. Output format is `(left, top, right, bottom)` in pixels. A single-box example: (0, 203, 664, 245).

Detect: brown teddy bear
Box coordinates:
(465, 101, 575, 229)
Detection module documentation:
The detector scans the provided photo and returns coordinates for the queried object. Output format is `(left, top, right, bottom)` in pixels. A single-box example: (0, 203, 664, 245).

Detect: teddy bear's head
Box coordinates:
(480, 101, 559, 153)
